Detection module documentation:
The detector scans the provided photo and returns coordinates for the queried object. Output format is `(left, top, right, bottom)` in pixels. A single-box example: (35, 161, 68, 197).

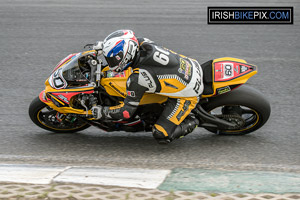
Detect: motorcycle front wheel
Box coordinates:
(29, 97, 90, 133)
(202, 85, 271, 135)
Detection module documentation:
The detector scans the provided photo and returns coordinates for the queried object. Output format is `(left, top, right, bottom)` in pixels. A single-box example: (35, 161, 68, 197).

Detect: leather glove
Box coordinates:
(93, 41, 103, 51)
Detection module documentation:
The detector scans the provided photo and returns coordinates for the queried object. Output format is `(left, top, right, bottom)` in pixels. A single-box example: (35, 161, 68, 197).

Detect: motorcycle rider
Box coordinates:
(92, 30, 204, 144)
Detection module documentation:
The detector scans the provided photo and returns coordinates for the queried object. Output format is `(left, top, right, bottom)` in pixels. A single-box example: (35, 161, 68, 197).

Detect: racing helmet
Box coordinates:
(103, 30, 139, 72)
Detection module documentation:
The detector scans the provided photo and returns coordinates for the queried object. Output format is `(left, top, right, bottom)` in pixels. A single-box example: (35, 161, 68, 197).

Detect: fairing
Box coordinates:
(49, 53, 91, 90)
(41, 51, 96, 115)
(40, 54, 256, 117)
(201, 57, 257, 97)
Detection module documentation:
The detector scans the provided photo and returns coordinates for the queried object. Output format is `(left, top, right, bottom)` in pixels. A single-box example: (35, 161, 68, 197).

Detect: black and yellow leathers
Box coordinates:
(101, 38, 203, 143)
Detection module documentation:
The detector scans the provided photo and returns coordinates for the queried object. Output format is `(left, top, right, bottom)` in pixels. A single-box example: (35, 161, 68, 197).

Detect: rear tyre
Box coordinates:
(202, 85, 271, 135)
(29, 96, 90, 133)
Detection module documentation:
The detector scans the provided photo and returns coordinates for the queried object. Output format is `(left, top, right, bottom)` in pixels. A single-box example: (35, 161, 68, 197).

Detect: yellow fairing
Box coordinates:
(100, 68, 131, 98)
(201, 57, 257, 98)
(101, 67, 168, 105)
(42, 55, 257, 116)
(42, 51, 168, 116)
(41, 78, 94, 115)
(82, 50, 96, 55)
(44, 78, 94, 93)
(43, 99, 92, 115)
(214, 57, 247, 63)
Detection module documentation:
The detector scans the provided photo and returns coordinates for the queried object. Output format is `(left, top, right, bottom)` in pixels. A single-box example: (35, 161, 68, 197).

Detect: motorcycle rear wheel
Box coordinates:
(29, 97, 90, 133)
(202, 85, 271, 135)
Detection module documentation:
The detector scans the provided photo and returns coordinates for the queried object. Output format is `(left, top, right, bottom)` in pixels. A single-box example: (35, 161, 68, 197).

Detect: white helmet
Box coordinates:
(102, 30, 139, 72)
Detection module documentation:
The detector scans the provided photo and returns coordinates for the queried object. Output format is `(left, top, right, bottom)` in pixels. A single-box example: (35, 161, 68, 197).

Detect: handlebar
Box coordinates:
(84, 41, 103, 55)
(83, 41, 105, 86)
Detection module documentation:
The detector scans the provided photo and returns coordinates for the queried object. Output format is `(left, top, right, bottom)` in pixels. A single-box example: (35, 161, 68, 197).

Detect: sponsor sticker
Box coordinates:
(217, 86, 231, 95)
(58, 94, 69, 103)
(107, 71, 126, 78)
(50, 68, 67, 89)
(178, 58, 192, 80)
(214, 61, 255, 82)
(127, 90, 136, 97)
(240, 65, 248, 73)
(141, 71, 154, 88)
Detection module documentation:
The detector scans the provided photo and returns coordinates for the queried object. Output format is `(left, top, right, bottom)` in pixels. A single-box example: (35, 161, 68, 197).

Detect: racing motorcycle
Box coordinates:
(29, 47, 271, 136)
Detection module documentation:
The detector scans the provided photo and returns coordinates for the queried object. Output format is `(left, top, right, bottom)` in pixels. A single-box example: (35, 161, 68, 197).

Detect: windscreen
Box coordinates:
(61, 54, 90, 86)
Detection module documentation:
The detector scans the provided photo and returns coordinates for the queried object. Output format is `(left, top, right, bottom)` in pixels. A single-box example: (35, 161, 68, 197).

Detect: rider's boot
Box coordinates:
(152, 115, 199, 144)
(170, 115, 199, 141)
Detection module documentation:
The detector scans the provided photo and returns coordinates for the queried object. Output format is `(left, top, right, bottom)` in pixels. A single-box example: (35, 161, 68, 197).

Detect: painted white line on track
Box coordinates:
(0, 164, 171, 189)
(0, 164, 66, 184)
(53, 167, 171, 189)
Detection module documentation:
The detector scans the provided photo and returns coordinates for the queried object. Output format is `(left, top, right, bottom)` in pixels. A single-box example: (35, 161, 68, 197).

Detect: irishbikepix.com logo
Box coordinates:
(208, 7, 293, 24)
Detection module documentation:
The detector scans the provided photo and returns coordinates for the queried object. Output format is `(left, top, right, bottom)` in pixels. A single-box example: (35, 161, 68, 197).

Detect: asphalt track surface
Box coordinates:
(0, 0, 299, 172)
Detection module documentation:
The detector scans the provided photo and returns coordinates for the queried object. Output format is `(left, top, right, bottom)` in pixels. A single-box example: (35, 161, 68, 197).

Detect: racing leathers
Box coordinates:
(96, 38, 204, 143)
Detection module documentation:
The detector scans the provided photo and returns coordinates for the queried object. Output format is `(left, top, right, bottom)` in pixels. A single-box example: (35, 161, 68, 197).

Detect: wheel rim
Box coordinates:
(209, 105, 260, 133)
(37, 106, 88, 131)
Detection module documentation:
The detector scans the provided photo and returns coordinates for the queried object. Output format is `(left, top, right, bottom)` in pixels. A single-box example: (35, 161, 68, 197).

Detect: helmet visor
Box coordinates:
(105, 51, 124, 70)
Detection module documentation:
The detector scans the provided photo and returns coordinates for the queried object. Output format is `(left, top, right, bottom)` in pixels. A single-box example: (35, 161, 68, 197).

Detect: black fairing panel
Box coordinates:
(201, 60, 214, 95)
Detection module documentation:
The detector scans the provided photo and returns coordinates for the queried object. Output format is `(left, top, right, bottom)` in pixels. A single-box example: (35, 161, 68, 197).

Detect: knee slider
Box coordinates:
(152, 125, 170, 144)
(152, 124, 169, 139)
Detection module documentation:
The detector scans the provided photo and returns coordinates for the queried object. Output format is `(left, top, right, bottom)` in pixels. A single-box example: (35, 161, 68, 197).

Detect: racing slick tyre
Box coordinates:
(202, 85, 271, 135)
(29, 96, 90, 133)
